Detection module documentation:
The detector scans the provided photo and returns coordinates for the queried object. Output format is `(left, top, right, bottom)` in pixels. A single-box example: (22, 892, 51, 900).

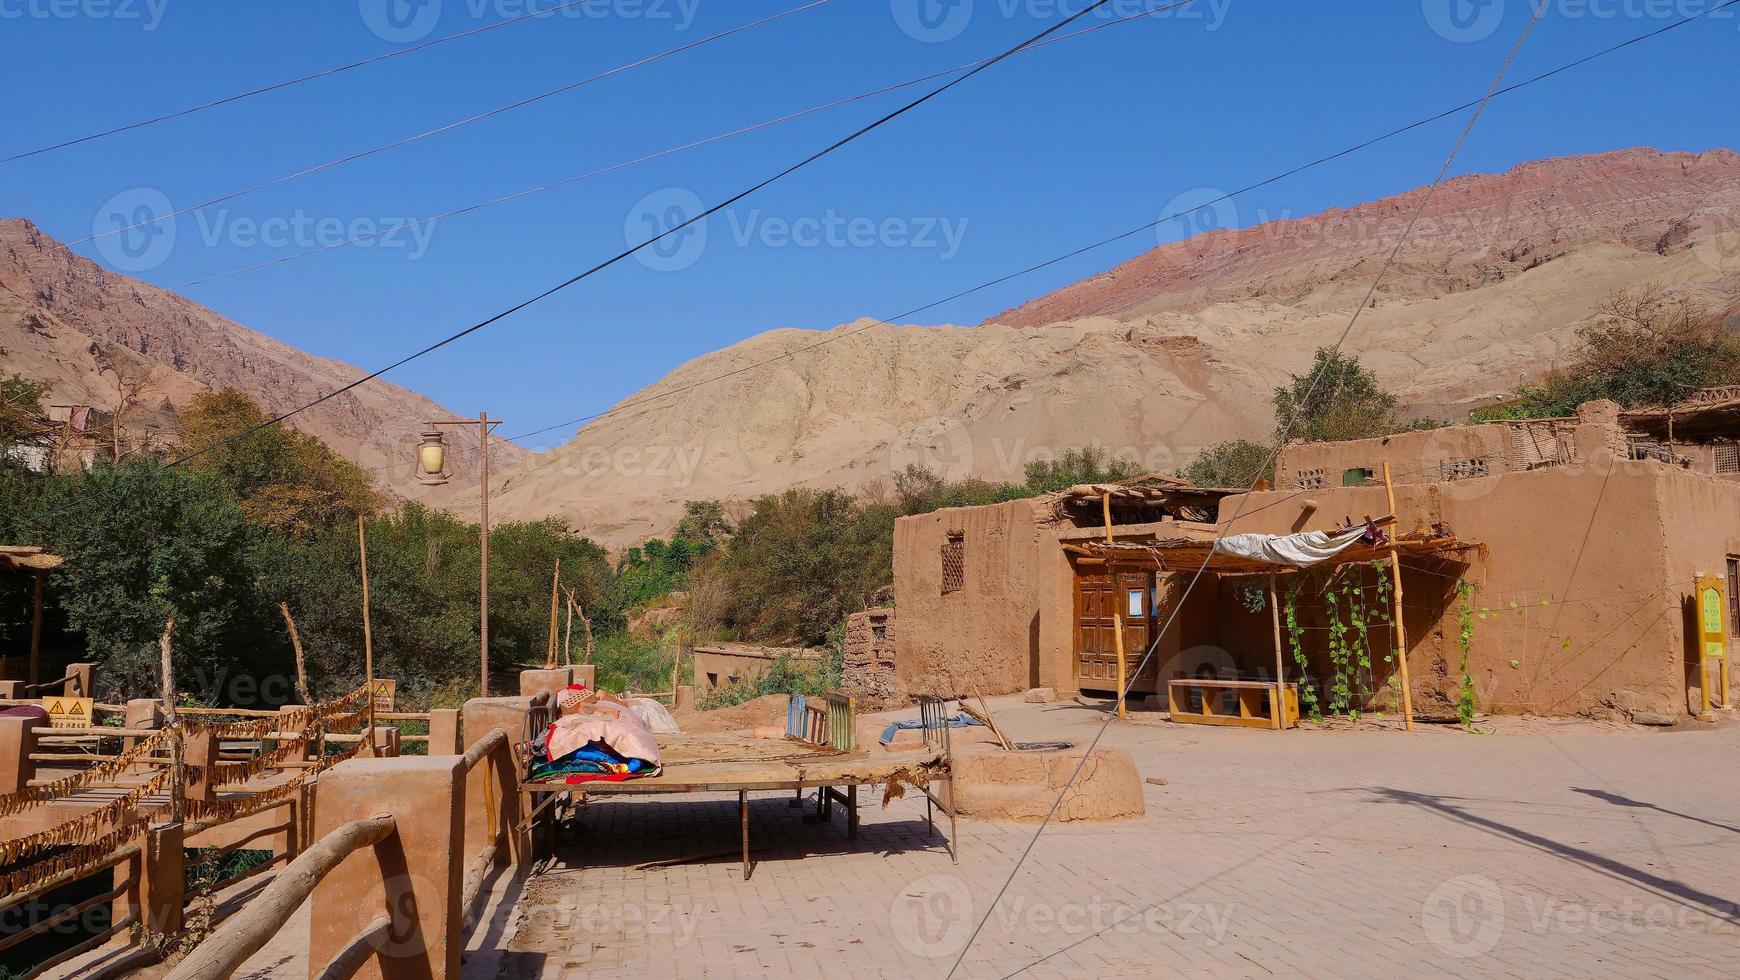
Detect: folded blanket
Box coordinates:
(530, 739, 661, 783)
(546, 703, 661, 764)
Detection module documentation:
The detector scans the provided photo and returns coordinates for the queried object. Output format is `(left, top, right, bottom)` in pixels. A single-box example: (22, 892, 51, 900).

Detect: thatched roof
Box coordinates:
(0, 546, 62, 572)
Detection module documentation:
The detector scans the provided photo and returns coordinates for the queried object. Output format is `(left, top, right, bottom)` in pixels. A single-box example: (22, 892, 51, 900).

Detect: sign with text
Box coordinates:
(371, 679, 396, 713)
(43, 696, 94, 729)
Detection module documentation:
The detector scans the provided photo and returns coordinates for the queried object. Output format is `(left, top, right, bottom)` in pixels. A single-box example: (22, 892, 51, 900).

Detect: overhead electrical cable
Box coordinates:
(2, 0, 607, 164)
(170, 0, 1198, 290)
(496, 0, 1732, 446)
(947, 2, 1554, 976)
(155, 0, 1134, 474)
(64, 0, 833, 249)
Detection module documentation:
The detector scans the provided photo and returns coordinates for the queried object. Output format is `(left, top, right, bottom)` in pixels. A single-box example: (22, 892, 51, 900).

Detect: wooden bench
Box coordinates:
(1167, 678, 1298, 730)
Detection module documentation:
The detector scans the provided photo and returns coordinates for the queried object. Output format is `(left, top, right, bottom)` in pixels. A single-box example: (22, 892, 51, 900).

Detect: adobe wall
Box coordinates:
(1650, 466, 1740, 711)
(842, 607, 903, 707)
(1220, 451, 1690, 719)
(1275, 424, 1515, 489)
(893, 499, 1076, 696)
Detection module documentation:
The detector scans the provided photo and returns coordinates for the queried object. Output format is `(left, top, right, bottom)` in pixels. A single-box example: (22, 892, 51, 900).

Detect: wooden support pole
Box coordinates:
(479, 411, 493, 699)
(358, 515, 375, 732)
(545, 558, 561, 669)
(27, 569, 44, 687)
(1103, 492, 1128, 720)
(562, 589, 575, 667)
(1381, 463, 1416, 731)
(159, 619, 184, 824)
(279, 603, 311, 706)
(1269, 572, 1284, 732)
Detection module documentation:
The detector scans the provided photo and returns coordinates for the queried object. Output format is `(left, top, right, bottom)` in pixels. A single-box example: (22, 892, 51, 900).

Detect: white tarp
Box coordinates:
(1211, 525, 1369, 568)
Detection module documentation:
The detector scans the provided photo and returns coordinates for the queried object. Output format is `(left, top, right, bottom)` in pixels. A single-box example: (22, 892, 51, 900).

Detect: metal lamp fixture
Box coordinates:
(414, 429, 450, 485)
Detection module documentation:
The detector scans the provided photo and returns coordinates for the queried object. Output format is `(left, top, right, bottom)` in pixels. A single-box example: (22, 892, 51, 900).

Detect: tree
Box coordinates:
(175, 389, 381, 537)
(673, 500, 730, 544)
(1477, 286, 1740, 419)
(0, 374, 50, 460)
(697, 489, 893, 644)
(39, 464, 266, 697)
(1179, 440, 1274, 488)
(1273, 348, 1399, 443)
(1020, 447, 1141, 494)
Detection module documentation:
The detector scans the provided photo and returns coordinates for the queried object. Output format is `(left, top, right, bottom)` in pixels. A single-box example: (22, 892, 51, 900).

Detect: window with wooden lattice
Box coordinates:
(941, 532, 965, 594)
(1716, 441, 1740, 475)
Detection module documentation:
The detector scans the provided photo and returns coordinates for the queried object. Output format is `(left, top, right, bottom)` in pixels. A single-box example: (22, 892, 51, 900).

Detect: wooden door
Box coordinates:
(1075, 566, 1159, 694)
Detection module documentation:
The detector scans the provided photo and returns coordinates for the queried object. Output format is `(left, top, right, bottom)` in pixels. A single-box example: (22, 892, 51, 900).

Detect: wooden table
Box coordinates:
(523, 735, 950, 879)
(1167, 678, 1299, 730)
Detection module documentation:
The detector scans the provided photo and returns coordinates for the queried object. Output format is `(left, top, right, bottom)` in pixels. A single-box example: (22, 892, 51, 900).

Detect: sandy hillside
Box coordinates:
(455, 148, 1740, 547)
(0, 218, 523, 496)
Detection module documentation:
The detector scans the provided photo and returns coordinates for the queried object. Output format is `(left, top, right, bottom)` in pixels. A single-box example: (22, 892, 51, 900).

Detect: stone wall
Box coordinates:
(843, 606, 902, 707)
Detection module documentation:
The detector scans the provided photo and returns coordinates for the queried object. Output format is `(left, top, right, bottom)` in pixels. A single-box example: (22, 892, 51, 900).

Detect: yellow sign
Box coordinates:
(1696, 576, 1727, 661)
(43, 696, 94, 729)
(371, 679, 396, 712)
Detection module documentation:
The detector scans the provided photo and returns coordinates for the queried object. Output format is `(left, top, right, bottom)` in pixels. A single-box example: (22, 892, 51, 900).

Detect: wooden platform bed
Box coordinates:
(520, 693, 957, 879)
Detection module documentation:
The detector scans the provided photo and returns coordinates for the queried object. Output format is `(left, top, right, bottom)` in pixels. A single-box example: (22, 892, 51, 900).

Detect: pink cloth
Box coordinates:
(545, 705, 660, 764)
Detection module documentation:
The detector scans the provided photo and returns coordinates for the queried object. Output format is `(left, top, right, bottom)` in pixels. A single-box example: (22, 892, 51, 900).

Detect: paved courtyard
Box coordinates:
(490, 698, 1740, 979)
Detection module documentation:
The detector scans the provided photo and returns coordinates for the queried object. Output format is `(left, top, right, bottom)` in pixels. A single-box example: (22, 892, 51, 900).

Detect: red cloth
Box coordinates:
(564, 771, 642, 784)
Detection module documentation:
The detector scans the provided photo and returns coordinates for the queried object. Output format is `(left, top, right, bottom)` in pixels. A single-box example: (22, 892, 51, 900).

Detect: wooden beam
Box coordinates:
(1104, 492, 1127, 720)
(1269, 572, 1284, 732)
(1381, 462, 1416, 731)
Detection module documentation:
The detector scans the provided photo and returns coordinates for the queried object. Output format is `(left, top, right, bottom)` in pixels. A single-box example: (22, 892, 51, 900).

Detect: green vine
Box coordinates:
(1324, 584, 1353, 719)
(1283, 583, 1321, 722)
(1455, 578, 1479, 730)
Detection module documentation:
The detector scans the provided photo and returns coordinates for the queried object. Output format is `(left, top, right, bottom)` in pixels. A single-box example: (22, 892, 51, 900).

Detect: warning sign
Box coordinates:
(371, 679, 396, 713)
(44, 696, 94, 729)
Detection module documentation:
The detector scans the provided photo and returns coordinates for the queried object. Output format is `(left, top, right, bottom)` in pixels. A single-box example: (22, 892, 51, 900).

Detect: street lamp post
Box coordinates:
(416, 412, 502, 698)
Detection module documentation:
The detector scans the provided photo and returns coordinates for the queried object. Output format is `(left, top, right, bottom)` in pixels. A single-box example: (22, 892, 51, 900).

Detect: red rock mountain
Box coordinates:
(468, 148, 1740, 547)
(0, 218, 522, 497)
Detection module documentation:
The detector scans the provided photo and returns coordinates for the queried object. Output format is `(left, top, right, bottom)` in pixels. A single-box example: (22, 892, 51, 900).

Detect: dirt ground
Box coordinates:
(498, 696, 1740, 978)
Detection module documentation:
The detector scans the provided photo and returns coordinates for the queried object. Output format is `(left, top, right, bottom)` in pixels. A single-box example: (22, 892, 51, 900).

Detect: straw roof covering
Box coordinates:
(1062, 521, 1476, 575)
(0, 546, 62, 572)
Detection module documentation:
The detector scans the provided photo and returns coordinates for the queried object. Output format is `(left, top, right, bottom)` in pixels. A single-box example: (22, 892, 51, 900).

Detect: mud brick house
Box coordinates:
(892, 395, 1740, 721)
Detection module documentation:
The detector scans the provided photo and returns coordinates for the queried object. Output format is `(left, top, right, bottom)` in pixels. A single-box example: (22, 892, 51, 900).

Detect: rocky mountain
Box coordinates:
(464, 148, 1740, 548)
(0, 218, 522, 498)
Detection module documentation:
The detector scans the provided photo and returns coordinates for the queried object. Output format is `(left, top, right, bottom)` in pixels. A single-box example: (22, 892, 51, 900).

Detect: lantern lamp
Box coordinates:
(415, 429, 451, 485)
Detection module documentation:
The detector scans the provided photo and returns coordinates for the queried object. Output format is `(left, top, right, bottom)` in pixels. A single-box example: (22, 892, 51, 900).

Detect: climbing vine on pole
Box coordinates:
(1456, 578, 1479, 730)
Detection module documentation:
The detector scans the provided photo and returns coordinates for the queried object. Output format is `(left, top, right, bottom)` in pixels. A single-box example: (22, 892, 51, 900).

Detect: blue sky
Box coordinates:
(3, 0, 1735, 451)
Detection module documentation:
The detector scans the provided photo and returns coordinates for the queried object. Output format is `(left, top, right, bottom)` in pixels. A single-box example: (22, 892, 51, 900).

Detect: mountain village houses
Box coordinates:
(883, 391, 1740, 725)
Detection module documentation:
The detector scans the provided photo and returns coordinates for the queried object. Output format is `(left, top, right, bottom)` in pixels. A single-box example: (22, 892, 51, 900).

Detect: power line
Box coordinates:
(158, 0, 1134, 476)
(1, 0, 604, 165)
(169, 0, 1195, 291)
(66, 0, 831, 250)
(953, 2, 1555, 976)
(496, 0, 1732, 446)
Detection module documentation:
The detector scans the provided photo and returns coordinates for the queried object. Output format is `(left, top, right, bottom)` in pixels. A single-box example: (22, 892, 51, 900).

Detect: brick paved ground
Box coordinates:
(494, 699, 1740, 979)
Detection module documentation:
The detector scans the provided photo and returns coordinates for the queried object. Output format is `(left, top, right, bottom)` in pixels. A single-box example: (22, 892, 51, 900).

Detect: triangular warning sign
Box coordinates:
(46, 699, 64, 715)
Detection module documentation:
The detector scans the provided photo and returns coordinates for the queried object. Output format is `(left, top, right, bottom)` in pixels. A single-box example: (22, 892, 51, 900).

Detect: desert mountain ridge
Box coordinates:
(458, 147, 1740, 547)
(0, 218, 523, 498)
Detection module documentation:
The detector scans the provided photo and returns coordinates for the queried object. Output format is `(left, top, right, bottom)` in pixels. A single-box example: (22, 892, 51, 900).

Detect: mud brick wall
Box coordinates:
(843, 607, 902, 706)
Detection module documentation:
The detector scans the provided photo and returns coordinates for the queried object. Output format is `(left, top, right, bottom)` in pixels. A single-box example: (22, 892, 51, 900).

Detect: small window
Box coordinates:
(941, 532, 965, 594)
(872, 624, 888, 641)
(1716, 442, 1740, 475)
(1295, 468, 1325, 490)
(1727, 558, 1739, 637)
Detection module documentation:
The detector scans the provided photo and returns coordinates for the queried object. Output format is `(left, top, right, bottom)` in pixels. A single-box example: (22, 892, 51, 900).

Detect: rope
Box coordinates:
(0, 728, 172, 816)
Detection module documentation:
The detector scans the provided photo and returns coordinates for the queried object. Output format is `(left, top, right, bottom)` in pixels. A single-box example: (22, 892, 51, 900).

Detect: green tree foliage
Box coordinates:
(700, 489, 894, 644)
(1178, 439, 1275, 488)
(1273, 348, 1399, 443)
(1020, 447, 1142, 493)
(35, 463, 267, 696)
(175, 389, 381, 537)
(1475, 287, 1740, 420)
(0, 374, 50, 459)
